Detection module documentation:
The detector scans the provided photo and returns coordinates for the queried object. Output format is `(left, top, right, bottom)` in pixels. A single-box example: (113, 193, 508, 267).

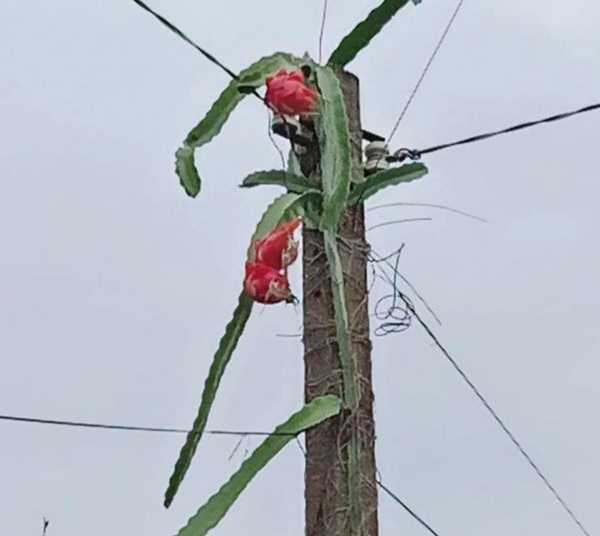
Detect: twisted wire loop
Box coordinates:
(369, 245, 414, 336)
(373, 292, 413, 336)
(367, 245, 441, 337)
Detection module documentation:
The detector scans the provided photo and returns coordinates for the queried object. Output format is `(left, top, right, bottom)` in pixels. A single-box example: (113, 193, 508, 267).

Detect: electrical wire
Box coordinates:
(367, 201, 488, 224)
(318, 0, 329, 64)
(3, 412, 445, 534)
(367, 216, 433, 232)
(132, 0, 599, 166)
(386, 0, 465, 146)
(130, 0, 387, 143)
(377, 479, 441, 536)
(122, 6, 592, 533)
(393, 102, 600, 162)
(369, 251, 593, 536)
(0, 414, 295, 438)
(131, 0, 240, 82)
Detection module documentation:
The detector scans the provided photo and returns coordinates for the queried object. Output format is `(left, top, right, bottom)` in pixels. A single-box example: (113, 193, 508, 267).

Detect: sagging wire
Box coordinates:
(370, 251, 593, 536)
(377, 478, 441, 536)
(368, 202, 488, 224)
(367, 217, 433, 233)
(0, 414, 296, 438)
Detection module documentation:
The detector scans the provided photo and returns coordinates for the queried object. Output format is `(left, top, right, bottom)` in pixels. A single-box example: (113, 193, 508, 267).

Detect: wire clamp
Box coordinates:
(390, 148, 422, 163)
(271, 116, 313, 148)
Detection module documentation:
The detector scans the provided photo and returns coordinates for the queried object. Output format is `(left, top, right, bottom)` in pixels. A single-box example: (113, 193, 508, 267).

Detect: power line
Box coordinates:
(131, 0, 387, 144)
(294, 427, 439, 534)
(132, 0, 598, 162)
(393, 102, 600, 162)
(1, 412, 445, 533)
(0, 414, 295, 438)
(131, 0, 240, 82)
(386, 0, 465, 146)
(377, 479, 441, 536)
(128, 5, 593, 530)
(370, 251, 593, 536)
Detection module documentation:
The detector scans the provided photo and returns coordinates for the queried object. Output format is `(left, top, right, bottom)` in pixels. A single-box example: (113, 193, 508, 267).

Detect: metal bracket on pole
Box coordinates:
(271, 116, 314, 150)
(271, 114, 385, 146)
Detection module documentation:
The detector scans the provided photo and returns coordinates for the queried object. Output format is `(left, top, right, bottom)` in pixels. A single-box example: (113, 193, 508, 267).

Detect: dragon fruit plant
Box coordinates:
(159, 1, 428, 534)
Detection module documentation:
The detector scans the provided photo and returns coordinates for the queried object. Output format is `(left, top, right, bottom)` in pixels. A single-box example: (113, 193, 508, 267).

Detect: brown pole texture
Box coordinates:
(302, 70, 379, 536)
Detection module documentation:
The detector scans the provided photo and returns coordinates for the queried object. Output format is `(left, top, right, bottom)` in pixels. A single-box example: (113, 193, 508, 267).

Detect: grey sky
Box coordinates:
(1, 1, 598, 535)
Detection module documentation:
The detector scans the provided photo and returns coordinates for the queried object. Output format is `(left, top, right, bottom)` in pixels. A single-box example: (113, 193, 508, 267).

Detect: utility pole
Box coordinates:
(302, 70, 378, 536)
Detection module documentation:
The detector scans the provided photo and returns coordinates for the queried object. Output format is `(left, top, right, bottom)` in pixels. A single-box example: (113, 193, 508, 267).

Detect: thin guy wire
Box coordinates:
(397, 102, 600, 160)
(367, 216, 432, 232)
(0, 414, 295, 438)
(370, 252, 592, 536)
(318, 0, 329, 64)
(293, 427, 438, 534)
(386, 0, 465, 146)
(377, 479, 441, 536)
(368, 201, 488, 224)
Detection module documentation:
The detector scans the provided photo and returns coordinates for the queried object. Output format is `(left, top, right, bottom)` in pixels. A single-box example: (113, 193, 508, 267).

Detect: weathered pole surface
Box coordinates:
(302, 71, 378, 536)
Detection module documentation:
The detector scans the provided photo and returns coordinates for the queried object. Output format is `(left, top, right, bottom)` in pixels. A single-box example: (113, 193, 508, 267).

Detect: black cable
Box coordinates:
(393, 102, 600, 161)
(126, 7, 594, 531)
(131, 0, 240, 81)
(131, 0, 387, 143)
(0, 414, 295, 437)
(132, 0, 599, 158)
(370, 251, 592, 536)
(1, 413, 443, 534)
(377, 479, 441, 536)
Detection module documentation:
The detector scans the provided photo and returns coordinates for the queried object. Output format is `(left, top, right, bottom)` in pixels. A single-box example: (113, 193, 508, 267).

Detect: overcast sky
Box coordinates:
(1, 1, 599, 535)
